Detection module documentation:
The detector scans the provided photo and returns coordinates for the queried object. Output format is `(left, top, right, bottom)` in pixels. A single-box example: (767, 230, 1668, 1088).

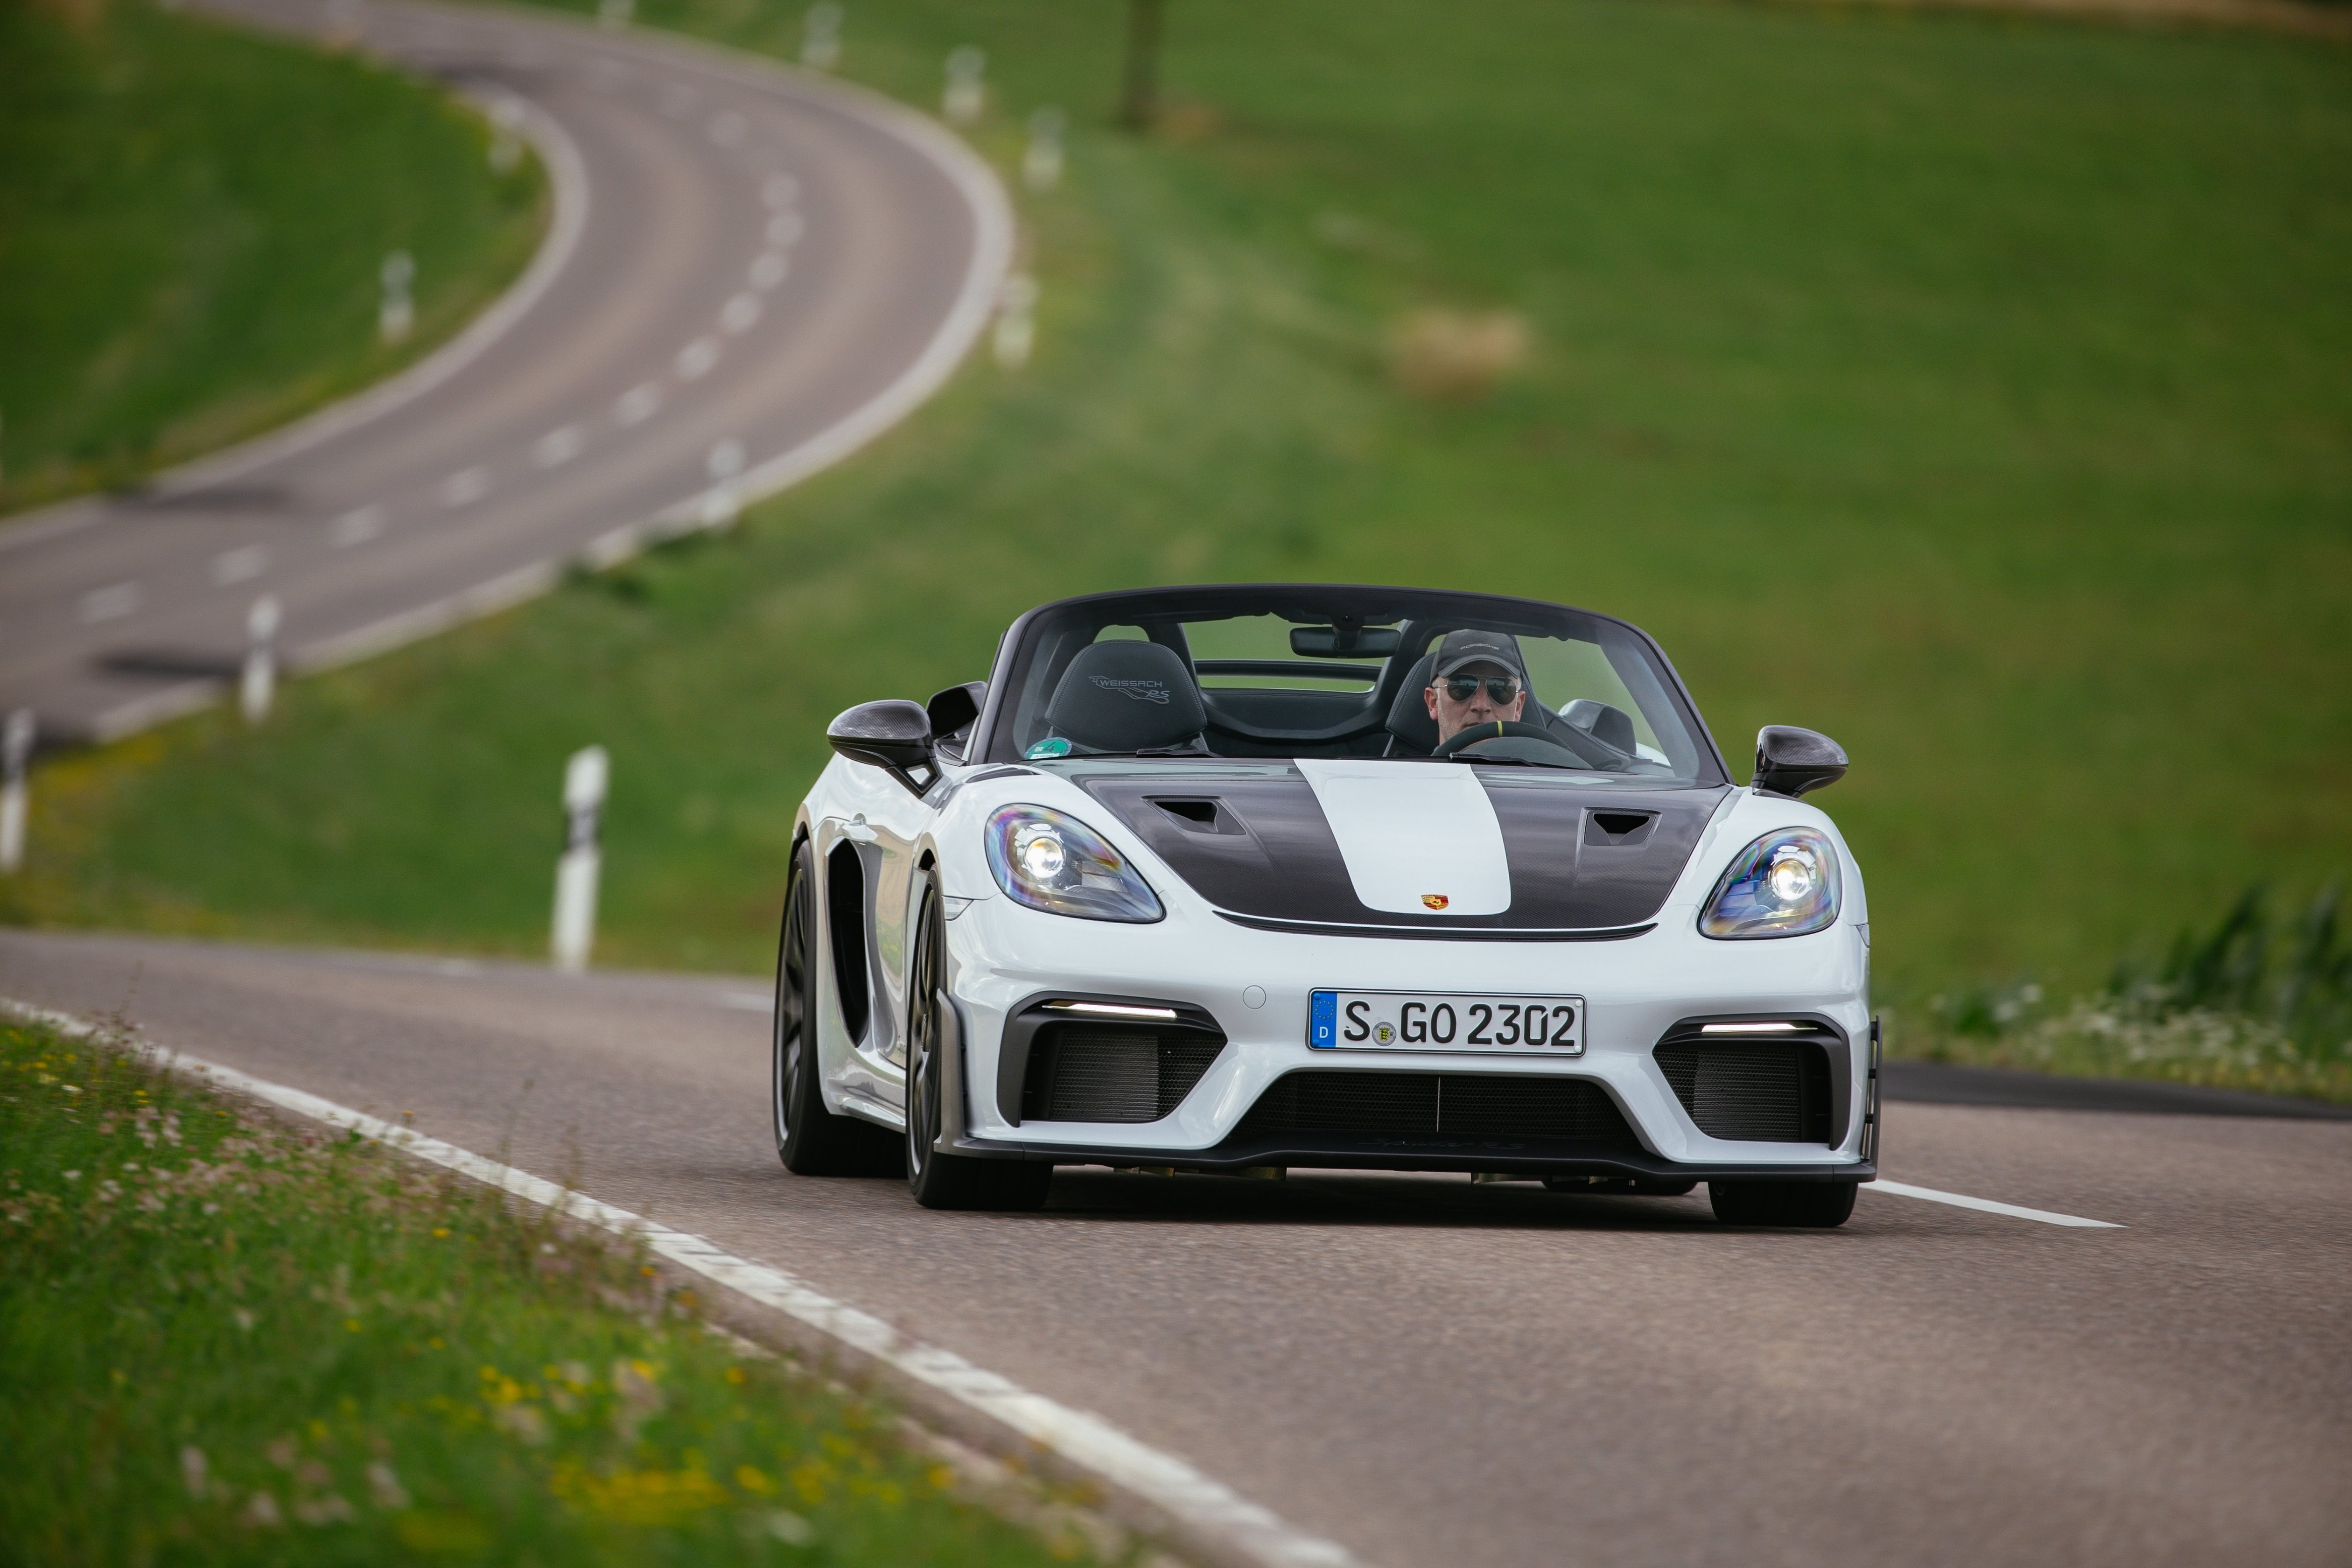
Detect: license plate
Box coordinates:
(1309, 990, 1585, 1055)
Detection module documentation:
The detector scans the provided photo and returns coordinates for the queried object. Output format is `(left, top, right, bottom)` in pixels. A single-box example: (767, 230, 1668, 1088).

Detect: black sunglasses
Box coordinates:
(1437, 675, 1522, 705)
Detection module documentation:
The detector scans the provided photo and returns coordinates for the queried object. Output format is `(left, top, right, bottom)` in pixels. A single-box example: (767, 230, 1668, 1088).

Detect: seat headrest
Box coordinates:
(1046, 641, 1207, 752)
(1385, 652, 1440, 755)
(1559, 698, 1636, 756)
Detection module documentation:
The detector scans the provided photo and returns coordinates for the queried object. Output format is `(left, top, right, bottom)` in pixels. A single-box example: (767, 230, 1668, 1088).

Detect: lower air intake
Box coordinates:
(1653, 1040, 1832, 1142)
(1023, 1024, 1226, 1124)
(1237, 1072, 1638, 1147)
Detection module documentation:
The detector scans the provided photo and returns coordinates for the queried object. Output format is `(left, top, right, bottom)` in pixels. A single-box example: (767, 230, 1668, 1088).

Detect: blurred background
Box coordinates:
(3, 0, 2348, 1096)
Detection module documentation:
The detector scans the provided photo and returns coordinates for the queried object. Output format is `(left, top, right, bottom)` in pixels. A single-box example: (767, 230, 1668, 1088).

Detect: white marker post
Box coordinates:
(0, 710, 33, 875)
(241, 595, 280, 725)
(994, 272, 1038, 369)
(943, 46, 985, 126)
(552, 746, 608, 974)
(1023, 106, 1065, 192)
(379, 251, 415, 344)
(800, 2, 840, 69)
(701, 438, 745, 527)
(487, 97, 525, 175)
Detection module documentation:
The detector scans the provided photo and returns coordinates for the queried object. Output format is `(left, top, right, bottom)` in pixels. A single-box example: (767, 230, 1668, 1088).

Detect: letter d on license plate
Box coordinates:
(1309, 990, 1586, 1055)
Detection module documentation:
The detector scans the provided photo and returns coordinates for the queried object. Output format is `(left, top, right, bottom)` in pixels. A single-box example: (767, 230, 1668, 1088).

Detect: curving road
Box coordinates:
(4, 929, 2347, 1568)
(0, 0, 1008, 745)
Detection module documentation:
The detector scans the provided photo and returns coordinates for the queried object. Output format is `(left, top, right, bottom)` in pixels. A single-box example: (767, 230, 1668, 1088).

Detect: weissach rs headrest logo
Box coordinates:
(1091, 676, 1171, 704)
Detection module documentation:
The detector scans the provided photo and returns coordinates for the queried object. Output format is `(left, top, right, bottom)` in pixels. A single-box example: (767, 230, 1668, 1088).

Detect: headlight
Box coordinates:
(984, 805, 1163, 923)
(1699, 828, 1841, 939)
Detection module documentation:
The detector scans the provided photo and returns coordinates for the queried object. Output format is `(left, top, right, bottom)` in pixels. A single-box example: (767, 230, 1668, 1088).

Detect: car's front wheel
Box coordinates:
(1708, 1179, 1858, 1227)
(903, 873, 1052, 1212)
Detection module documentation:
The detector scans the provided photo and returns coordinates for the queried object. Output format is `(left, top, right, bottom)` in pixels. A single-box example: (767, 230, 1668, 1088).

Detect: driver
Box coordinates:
(1422, 630, 1531, 746)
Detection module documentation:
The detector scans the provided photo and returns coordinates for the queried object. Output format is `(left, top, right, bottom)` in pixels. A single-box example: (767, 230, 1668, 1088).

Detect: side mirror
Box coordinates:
(828, 700, 937, 796)
(1753, 725, 1847, 798)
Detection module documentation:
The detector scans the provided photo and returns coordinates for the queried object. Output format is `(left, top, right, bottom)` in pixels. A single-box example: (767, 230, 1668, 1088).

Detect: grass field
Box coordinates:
(0, 0, 545, 513)
(0, 1014, 1109, 1564)
(9, 0, 2350, 1068)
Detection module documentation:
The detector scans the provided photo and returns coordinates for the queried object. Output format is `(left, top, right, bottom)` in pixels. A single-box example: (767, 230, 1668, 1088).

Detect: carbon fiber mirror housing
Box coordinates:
(1753, 725, 1848, 798)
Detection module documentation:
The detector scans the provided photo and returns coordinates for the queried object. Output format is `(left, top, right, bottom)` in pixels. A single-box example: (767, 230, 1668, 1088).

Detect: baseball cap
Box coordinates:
(1429, 629, 1529, 682)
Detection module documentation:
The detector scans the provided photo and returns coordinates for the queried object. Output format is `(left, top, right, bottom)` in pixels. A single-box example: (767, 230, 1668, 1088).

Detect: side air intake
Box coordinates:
(1652, 1019, 1838, 1143)
(1022, 1022, 1226, 1124)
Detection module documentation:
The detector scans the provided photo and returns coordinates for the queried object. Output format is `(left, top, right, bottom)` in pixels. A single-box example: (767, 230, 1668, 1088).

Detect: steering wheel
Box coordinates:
(1433, 721, 1561, 758)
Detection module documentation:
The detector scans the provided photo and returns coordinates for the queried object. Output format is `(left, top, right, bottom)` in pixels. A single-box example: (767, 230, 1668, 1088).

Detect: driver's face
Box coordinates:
(1425, 661, 1526, 743)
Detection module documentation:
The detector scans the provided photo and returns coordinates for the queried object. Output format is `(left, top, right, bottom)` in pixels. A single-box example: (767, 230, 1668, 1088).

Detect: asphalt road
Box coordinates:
(4, 928, 2345, 1568)
(0, 0, 1007, 745)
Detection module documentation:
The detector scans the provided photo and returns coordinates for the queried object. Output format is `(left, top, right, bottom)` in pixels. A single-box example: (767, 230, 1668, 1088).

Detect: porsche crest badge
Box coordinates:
(1421, 894, 1450, 910)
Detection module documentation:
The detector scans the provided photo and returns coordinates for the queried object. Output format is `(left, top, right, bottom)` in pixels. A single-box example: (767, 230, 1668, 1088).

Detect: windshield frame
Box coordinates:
(968, 583, 1732, 786)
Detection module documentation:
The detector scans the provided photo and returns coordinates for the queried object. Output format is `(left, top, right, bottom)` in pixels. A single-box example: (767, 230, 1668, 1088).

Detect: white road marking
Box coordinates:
(211, 545, 269, 586)
(720, 990, 771, 1013)
(707, 438, 746, 480)
(765, 210, 805, 248)
(708, 110, 747, 147)
(615, 382, 663, 426)
(80, 582, 140, 623)
(675, 336, 721, 380)
(327, 505, 385, 547)
(762, 173, 799, 209)
(533, 424, 587, 468)
(719, 293, 762, 334)
(1868, 1179, 2123, 1229)
(438, 467, 491, 508)
(749, 251, 789, 290)
(1, 998, 1361, 1568)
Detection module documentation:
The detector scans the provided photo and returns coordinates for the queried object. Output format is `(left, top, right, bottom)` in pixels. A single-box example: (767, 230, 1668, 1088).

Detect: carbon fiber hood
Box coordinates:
(1073, 765, 1728, 936)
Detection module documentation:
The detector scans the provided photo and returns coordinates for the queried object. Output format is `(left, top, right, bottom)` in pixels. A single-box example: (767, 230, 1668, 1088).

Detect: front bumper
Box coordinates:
(938, 888, 1876, 1176)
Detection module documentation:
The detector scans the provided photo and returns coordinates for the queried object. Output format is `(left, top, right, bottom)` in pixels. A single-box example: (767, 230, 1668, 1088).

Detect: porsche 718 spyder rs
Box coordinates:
(772, 584, 1877, 1225)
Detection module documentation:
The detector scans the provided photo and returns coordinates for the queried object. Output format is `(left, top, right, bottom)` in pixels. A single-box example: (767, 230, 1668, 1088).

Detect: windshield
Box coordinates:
(978, 588, 1721, 784)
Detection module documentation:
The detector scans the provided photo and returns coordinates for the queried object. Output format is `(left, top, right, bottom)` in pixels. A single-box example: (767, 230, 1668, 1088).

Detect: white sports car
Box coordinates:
(774, 585, 1877, 1225)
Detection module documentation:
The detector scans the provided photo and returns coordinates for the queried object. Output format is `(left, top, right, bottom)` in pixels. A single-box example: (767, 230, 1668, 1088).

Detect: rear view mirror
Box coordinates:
(926, 682, 986, 758)
(1753, 725, 1848, 798)
(827, 700, 938, 796)
(1290, 624, 1402, 658)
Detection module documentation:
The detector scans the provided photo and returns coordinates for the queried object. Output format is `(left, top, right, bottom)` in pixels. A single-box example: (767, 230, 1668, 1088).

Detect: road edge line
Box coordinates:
(0, 996, 1365, 1568)
(1866, 1177, 2123, 1228)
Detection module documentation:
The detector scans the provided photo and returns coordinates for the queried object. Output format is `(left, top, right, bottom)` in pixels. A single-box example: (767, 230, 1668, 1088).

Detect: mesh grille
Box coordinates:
(1026, 1025, 1226, 1124)
(1654, 1042, 1824, 1141)
(1237, 1072, 1637, 1147)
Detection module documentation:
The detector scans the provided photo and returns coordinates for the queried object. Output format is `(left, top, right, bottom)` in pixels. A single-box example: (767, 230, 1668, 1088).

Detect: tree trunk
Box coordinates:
(1120, 0, 1163, 130)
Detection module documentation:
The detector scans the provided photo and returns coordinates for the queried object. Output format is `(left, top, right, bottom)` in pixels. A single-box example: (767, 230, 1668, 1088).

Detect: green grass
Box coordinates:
(0, 0, 545, 512)
(0, 1015, 1112, 1565)
(9, 0, 2351, 1068)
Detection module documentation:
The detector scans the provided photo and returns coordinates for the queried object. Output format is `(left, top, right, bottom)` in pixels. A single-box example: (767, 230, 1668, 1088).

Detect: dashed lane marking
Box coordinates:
(0, 998, 1365, 1568)
(80, 582, 140, 623)
(1868, 1178, 2123, 1228)
(534, 424, 588, 468)
(327, 506, 384, 547)
(211, 545, 268, 586)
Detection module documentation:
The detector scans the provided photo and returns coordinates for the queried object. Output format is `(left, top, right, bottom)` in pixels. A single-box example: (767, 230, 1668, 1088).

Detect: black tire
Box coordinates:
(773, 839, 899, 1176)
(903, 874, 1052, 1212)
(1708, 1180, 1858, 1228)
(1544, 1177, 1698, 1197)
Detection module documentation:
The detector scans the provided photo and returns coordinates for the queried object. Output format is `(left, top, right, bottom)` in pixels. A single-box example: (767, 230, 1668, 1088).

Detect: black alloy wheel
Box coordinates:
(1707, 1179, 1858, 1228)
(773, 839, 895, 1176)
(903, 873, 1052, 1212)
